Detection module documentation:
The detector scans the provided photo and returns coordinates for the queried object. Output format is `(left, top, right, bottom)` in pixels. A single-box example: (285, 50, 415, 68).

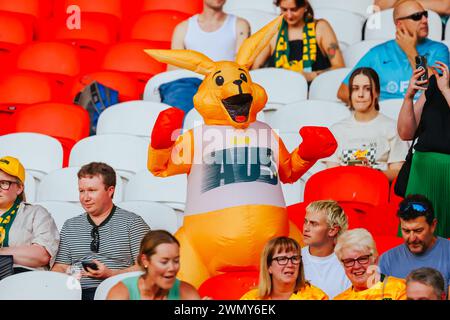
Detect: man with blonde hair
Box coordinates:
(302, 200, 351, 299)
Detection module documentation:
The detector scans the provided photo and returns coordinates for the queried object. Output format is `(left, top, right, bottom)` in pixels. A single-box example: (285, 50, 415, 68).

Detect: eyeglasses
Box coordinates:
(397, 10, 428, 21)
(272, 255, 301, 266)
(90, 226, 99, 253)
(0, 180, 19, 191)
(341, 254, 372, 268)
(399, 202, 428, 213)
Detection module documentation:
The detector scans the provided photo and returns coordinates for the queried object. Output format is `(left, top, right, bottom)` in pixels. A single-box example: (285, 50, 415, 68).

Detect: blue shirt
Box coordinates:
(379, 237, 450, 291)
(343, 39, 450, 100)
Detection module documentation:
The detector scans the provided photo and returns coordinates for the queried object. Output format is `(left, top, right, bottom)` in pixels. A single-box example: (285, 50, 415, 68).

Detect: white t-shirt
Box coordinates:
(322, 113, 409, 170)
(302, 246, 351, 299)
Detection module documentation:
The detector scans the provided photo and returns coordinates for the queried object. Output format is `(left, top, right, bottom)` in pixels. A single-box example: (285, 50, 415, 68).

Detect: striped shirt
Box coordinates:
(55, 206, 150, 289)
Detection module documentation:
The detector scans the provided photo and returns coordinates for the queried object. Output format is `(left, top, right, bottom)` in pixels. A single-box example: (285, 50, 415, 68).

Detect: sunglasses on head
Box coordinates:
(90, 226, 99, 253)
(397, 10, 428, 21)
(399, 201, 428, 213)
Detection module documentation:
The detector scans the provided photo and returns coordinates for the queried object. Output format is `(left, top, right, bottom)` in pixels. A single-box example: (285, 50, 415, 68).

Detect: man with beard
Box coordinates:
(379, 194, 450, 296)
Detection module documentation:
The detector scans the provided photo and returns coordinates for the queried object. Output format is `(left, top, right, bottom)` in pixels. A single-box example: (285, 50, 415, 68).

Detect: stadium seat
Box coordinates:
(342, 39, 385, 68)
(69, 134, 149, 182)
(37, 166, 123, 203)
(140, 0, 203, 16)
(10, 102, 90, 167)
(126, 11, 187, 49)
(309, 0, 375, 17)
(446, 23, 450, 41)
(364, 8, 442, 41)
(72, 71, 141, 102)
(225, 8, 277, 34)
(117, 201, 181, 233)
(125, 170, 187, 212)
(0, 271, 81, 300)
(24, 171, 37, 203)
(264, 100, 351, 133)
(143, 69, 204, 102)
(54, 0, 122, 22)
(379, 99, 403, 121)
(373, 235, 403, 255)
(96, 101, 171, 138)
(309, 68, 352, 102)
(0, 0, 53, 21)
(224, 0, 278, 14)
(198, 271, 259, 300)
(250, 68, 308, 110)
(94, 271, 144, 300)
(0, 132, 63, 181)
(314, 8, 365, 49)
(101, 41, 167, 89)
(442, 40, 450, 50)
(0, 12, 33, 51)
(34, 201, 84, 231)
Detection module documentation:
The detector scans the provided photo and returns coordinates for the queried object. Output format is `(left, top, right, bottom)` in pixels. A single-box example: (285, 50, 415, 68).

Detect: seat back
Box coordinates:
(343, 40, 385, 68)
(94, 271, 144, 300)
(34, 201, 84, 231)
(379, 99, 403, 121)
(224, 0, 278, 14)
(309, 68, 352, 101)
(225, 8, 277, 34)
(0, 271, 81, 300)
(309, 0, 375, 17)
(198, 271, 259, 300)
(141, 0, 203, 16)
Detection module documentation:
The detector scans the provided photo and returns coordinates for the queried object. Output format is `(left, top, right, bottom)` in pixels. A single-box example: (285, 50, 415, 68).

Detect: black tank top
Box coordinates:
(414, 75, 450, 154)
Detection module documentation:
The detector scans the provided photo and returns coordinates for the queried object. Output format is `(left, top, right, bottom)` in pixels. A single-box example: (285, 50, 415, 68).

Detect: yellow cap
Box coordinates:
(0, 156, 25, 183)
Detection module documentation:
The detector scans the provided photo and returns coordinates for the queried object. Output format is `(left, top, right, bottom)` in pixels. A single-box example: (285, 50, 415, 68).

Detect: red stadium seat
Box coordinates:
(54, 0, 122, 21)
(101, 41, 166, 89)
(198, 271, 259, 300)
(373, 235, 403, 255)
(140, 0, 203, 16)
(10, 102, 90, 167)
(0, 12, 33, 51)
(71, 71, 141, 102)
(125, 12, 187, 48)
(0, 0, 52, 20)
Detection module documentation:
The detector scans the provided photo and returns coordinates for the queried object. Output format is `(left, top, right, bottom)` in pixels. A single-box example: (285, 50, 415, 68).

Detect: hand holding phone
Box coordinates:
(82, 260, 99, 271)
(415, 55, 428, 88)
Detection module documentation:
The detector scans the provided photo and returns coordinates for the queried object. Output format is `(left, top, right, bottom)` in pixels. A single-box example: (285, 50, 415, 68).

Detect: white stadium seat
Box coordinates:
(117, 200, 181, 234)
(143, 69, 204, 102)
(0, 271, 81, 300)
(96, 101, 171, 138)
(343, 40, 385, 68)
(37, 166, 124, 203)
(364, 8, 442, 41)
(225, 8, 277, 34)
(379, 99, 404, 121)
(94, 271, 144, 300)
(224, 0, 278, 14)
(35, 201, 84, 231)
(0, 133, 63, 181)
(309, 68, 352, 102)
(309, 0, 375, 17)
(265, 100, 351, 133)
(69, 134, 149, 182)
(24, 171, 37, 203)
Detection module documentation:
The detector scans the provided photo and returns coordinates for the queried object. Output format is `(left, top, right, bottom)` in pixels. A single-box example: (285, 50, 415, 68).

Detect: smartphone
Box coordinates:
(81, 260, 99, 271)
(415, 55, 428, 87)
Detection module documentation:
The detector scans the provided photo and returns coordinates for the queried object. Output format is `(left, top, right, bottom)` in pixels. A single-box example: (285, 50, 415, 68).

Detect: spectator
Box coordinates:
(334, 229, 406, 300)
(379, 195, 450, 294)
(397, 62, 450, 238)
(406, 267, 447, 300)
(252, 0, 345, 83)
(161, 0, 251, 114)
(0, 156, 59, 272)
(107, 230, 201, 300)
(324, 67, 409, 182)
(338, 0, 449, 103)
(302, 200, 351, 299)
(52, 162, 151, 300)
(240, 236, 328, 300)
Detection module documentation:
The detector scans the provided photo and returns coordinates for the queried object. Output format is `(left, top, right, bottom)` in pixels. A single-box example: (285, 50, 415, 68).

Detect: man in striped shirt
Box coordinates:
(52, 162, 151, 300)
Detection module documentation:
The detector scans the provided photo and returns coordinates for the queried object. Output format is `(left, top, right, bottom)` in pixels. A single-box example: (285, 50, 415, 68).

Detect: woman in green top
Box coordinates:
(107, 230, 201, 300)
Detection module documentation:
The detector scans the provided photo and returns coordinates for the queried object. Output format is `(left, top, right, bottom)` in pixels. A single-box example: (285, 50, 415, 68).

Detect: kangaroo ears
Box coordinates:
(144, 49, 216, 75)
(236, 15, 283, 68)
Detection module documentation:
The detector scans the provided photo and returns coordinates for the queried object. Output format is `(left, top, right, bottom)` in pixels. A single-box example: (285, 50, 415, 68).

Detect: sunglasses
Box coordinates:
(90, 226, 99, 253)
(397, 10, 428, 21)
(399, 202, 428, 213)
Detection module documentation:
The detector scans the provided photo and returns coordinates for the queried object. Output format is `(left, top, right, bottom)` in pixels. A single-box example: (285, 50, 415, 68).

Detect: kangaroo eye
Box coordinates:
(215, 76, 224, 86)
(240, 73, 248, 82)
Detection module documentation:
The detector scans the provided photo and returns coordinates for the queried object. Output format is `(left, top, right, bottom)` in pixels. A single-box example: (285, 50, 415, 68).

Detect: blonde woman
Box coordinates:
(240, 236, 328, 300)
(334, 228, 406, 300)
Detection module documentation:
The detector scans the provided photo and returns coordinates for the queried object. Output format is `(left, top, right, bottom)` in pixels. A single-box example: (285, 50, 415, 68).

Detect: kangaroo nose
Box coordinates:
(233, 79, 243, 86)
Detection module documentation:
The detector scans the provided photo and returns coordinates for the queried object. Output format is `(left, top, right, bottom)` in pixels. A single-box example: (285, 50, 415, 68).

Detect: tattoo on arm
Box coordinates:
(326, 43, 339, 60)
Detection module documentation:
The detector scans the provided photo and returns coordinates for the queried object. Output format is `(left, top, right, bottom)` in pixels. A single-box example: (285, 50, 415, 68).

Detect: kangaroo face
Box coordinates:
(194, 61, 267, 129)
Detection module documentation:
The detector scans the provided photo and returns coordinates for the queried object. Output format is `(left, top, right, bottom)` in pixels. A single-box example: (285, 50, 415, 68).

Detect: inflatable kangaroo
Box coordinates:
(145, 16, 337, 287)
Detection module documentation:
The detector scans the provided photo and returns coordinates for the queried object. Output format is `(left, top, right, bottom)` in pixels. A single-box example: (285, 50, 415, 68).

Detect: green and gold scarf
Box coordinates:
(0, 198, 21, 248)
(274, 19, 317, 72)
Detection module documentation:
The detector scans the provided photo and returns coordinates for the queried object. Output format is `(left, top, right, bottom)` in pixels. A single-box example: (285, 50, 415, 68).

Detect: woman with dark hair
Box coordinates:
(252, 0, 345, 82)
(107, 230, 201, 300)
(323, 67, 409, 182)
(240, 236, 328, 300)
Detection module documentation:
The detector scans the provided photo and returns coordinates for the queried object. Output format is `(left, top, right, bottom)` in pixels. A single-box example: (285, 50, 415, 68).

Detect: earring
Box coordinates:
(144, 265, 148, 269)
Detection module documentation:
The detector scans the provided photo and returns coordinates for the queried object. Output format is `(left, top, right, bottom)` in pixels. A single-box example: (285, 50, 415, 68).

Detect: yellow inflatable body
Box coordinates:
(145, 17, 316, 288)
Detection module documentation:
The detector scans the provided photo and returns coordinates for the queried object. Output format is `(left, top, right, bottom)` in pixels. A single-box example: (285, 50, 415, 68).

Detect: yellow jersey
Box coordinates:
(333, 276, 406, 300)
(240, 284, 328, 300)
